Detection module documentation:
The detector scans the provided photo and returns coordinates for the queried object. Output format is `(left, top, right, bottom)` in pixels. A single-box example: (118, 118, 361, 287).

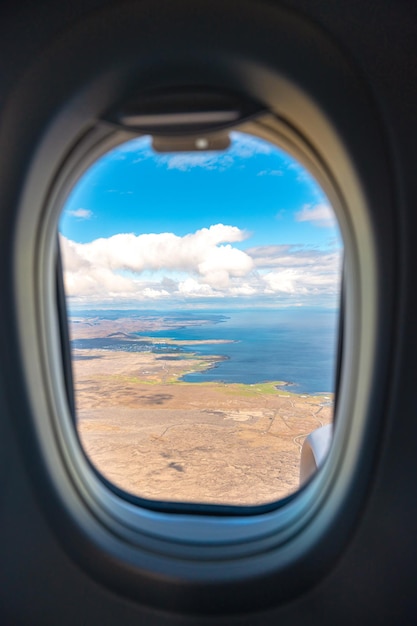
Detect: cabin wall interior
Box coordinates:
(0, 1, 416, 624)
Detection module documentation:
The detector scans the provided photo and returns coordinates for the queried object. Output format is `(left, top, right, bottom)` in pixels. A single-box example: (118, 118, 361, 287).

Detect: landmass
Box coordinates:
(70, 315, 333, 506)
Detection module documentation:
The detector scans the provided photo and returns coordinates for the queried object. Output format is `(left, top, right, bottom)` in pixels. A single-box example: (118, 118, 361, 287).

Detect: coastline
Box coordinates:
(68, 313, 334, 506)
(68, 310, 337, 394)
(72, 344, 333, 505)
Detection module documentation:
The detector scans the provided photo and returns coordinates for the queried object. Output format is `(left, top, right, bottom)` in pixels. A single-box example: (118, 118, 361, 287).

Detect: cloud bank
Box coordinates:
(66, 208, 93, 220)
(60, 224, 342, 306)
(295, 203, 337, 228)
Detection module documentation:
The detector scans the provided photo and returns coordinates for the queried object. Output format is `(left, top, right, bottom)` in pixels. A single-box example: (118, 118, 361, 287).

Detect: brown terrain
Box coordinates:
(71, 316, 333, 506)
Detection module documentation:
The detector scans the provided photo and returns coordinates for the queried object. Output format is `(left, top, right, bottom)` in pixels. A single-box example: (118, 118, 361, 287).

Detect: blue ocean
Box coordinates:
(71, 308, 339, 395)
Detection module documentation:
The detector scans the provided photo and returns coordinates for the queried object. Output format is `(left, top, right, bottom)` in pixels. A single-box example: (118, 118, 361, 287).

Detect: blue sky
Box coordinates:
(59, 132, 342, 308)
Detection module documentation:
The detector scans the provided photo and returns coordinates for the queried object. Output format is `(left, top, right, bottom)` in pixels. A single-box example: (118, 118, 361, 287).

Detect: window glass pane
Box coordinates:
(59, 131, 343, 506)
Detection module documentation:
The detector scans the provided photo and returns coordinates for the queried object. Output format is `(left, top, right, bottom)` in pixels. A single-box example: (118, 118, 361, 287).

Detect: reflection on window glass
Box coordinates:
(59, 131, 343, 506)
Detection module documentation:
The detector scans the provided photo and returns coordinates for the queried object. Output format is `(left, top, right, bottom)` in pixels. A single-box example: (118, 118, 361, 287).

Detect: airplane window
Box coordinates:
(58, 131, 343, 507)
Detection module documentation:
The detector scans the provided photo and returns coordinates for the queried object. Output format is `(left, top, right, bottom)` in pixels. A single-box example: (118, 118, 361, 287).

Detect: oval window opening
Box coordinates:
(58, 130, 343, 507)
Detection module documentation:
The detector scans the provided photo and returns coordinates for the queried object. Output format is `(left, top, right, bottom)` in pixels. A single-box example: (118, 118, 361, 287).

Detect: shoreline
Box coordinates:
(71, 346, 333, 400)
(69, 312, 336, 396)
(72, 346, 334, 505)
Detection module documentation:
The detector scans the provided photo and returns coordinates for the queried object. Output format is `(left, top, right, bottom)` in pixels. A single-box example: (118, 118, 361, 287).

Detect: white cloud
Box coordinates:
(295, 203, 337, 228)
(244, 243, 342, 298)
(247, 245, 340, 269)
(60, 225, 342, 305)
(63, 265, 137, 298)
(160, 153, 234, 172)
(254, 246, 342, 296)
(257, 169, 283, 177)
(229, 132, 273, 157)
(142, 287, 170, 299)
(67, 208, 93, 220)
(262, 265, 338, 295)
(263, 269, 303, 294)
(287, 161, 316, 185)
(228, 284, 258, 296)
(178, 278, 216, 297)
(60, 225, 254, 301)
(65, 225, 251, 278)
